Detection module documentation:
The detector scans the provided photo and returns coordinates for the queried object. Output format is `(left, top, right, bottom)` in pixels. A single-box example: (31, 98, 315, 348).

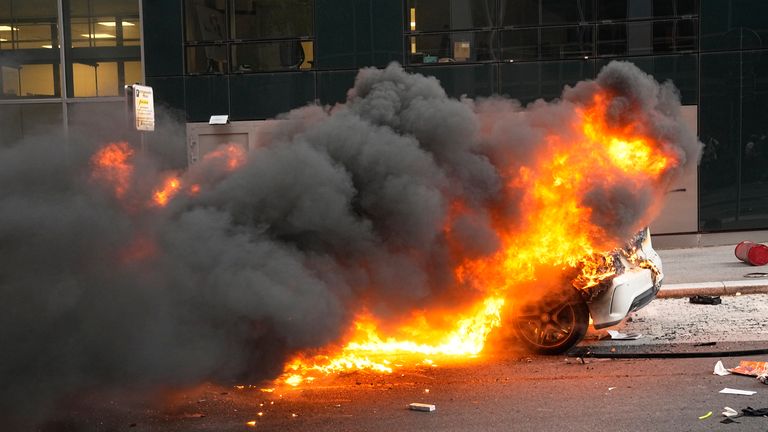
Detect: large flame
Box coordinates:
(274, 89, 678, 385)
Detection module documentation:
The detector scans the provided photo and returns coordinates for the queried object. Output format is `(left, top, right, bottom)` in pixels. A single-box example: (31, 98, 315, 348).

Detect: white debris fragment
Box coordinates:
(722, 407, 739, 417)
(719, 388, 756, 396)
(607, 330, 642, 340)
(409, 403, 436, 412)
(714, 361, 731, 376)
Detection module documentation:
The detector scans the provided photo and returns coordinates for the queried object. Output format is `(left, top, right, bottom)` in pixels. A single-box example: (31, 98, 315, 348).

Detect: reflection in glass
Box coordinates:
(186, 44, 228, 74)
(542, 0, 594, 24)
(232, 40, 313, 72)
(540, 25, 593, 59)
(501, 28, 538, 61)
(408, 31, 496, 65)
(185, 0, 227, 42)
(597, 23, 626, 56)
(233, 0, 312, 39)
(500, 0, 538, 26)
(406, 0, 496, 32)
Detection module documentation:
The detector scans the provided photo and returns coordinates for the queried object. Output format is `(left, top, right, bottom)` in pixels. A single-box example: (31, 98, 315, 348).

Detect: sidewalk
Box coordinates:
(656, 244, 768, 298)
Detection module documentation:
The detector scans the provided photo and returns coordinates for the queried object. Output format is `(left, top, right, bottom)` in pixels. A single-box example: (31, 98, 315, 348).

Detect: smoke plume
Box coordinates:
(0, 61, 701, 425)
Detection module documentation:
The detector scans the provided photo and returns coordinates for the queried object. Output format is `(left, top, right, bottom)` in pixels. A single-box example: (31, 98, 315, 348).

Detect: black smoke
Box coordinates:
(0, 61, 701, 425)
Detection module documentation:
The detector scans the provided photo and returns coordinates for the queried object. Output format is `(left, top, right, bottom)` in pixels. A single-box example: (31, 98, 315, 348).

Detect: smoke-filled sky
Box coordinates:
(0, 61, 701, 425)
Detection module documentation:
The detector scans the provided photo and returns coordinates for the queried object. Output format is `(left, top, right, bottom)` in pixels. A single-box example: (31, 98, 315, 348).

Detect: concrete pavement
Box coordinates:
(655, 243, 768, 298)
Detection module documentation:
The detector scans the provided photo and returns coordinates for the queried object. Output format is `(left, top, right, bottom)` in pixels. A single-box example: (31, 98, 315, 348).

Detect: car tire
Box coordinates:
(511, 288, 590, 355)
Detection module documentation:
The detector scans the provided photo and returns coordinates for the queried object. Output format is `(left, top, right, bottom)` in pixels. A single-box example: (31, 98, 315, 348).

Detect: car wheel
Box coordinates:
(511, 288, 589, 355)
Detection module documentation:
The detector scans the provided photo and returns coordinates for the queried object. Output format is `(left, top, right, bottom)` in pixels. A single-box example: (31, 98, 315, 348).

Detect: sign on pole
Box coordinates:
(133, 84, 155, 132)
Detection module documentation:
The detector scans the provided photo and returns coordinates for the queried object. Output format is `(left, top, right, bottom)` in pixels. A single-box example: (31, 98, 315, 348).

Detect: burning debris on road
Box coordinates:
(0, 61, 700, 426)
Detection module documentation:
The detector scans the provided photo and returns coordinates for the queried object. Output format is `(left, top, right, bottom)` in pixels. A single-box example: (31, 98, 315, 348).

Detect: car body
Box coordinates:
(512, 227, 663, 354)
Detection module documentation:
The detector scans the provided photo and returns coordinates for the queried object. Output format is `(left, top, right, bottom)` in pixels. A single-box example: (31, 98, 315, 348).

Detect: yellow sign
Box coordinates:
(133, 84, 155, 132)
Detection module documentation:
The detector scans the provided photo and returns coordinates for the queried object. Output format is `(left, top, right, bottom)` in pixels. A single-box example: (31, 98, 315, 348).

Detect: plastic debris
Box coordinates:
(698, 411, 713, 420)
(719, 388, 757, 396)
(722, 407, 739, 417)
(714, 361, 732, 376)
(606, 330, 642, 340)
(729, 360, 768, 377)
(409, 403, 436, 412)
(689, 295, 721, 305)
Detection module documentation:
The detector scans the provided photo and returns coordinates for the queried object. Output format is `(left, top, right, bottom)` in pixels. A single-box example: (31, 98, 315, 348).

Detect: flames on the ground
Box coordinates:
(88, 88, 677, 388)
(273, 89, 677, 386)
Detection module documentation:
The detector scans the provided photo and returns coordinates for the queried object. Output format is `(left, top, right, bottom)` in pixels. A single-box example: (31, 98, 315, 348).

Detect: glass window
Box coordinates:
(542, 0, 594, 24)
(233, 0, 313, 40)
(702, 0, 768, 51)
(0, 103, 63, 147)
(627, 21, 652, 55)
(232, 40, 313, 72)
(739, 50, 768, 228)
(69, 0, 141, 48)
(0, 0, 60, 100)
(500, 0, 538, 27)
(699, 52, 740, 231)
(651, 20, 674, 53)
(677, 0, 698, 16)
(67, 0, 141, 97)
(597, 23, 626, 56)
(186, 44, 228, 74)
(406, 0, 496, 32)
(408, 30, 496, 65)
(413, 63, 496, 98)
(72, 61, 128, 97)
(540, 25, 593, 59)
(500, 28, 538, 61)
(675, 18, 697, 51)
(1, 63, 59, 98)
(597, 0, 627, 20)
(19, 63, 57, 96)
(185, 0, 227, 42)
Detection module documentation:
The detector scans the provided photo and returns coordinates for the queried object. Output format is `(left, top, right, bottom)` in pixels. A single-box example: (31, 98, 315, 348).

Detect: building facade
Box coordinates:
(2, 0, 768, 239)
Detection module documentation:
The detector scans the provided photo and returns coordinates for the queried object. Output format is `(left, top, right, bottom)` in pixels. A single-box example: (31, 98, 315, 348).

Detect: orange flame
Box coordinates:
(202, 143, 247, 171)
(277, 89, 679, 385)
(91, 142, 134, 199)
(151, 175, 182, 207)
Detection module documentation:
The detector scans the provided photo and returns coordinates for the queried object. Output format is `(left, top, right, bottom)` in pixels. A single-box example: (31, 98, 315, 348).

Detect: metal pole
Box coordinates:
(56, 0, 69, 138)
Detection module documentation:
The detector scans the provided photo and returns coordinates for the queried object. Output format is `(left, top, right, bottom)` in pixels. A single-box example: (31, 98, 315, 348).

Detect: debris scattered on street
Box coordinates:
(729, 360, 768, 377)
(722, 407, 739, 417)
(698, 411, 713, 420)
(409, 403, 436, 412)
(607, 330, 642, 340)
(719, 388, 757, 396)
(758, 373, 768, 385)
(714, 361, 732, 376)
(744, 272, 768, 278)
(689, 295, 721, 305)
(741, 407, 768, 416)
(735, 240, 768, 266)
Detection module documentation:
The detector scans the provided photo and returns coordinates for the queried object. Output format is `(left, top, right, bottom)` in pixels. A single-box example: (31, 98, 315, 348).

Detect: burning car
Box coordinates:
(511, 227, 663, 354)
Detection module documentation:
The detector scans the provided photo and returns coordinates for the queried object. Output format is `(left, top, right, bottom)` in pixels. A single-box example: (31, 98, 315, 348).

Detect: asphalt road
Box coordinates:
(38, 295, 768, 432)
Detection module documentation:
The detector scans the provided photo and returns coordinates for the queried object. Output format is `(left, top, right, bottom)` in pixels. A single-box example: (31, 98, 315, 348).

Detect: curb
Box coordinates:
(657, 280, 768, 298)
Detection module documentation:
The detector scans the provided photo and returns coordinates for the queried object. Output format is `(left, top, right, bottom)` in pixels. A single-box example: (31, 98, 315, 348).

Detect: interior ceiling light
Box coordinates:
(42, 44, 52, 48)
(82, 33, 115, 39)
(97, 21, 135, 27)
(0, 25, 18, 31)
